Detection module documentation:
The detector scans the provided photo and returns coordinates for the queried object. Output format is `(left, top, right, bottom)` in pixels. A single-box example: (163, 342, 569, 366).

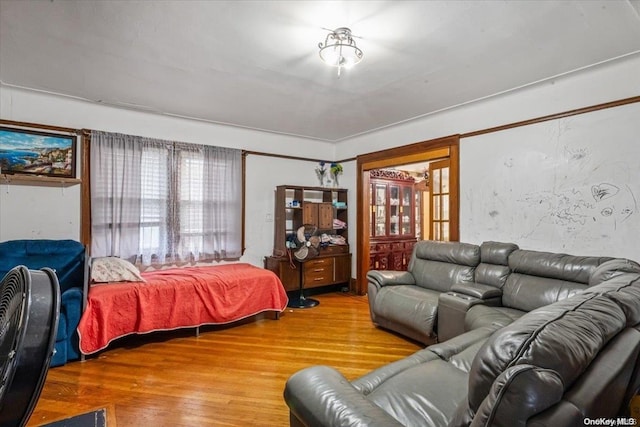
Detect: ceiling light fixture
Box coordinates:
(318, 27, 363, 77)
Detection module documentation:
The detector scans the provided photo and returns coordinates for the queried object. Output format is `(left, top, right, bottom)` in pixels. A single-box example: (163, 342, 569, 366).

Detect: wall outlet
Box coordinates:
(265, 213, 273, 222)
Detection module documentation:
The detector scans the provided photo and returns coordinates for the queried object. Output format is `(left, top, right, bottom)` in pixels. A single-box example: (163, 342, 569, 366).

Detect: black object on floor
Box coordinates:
(43, 409, 106, 427)
(287, 295, 320, 308)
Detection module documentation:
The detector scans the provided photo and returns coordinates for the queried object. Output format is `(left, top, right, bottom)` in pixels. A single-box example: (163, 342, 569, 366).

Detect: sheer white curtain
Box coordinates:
(91, 131, 242, 266)
(174, 142, 243, 261)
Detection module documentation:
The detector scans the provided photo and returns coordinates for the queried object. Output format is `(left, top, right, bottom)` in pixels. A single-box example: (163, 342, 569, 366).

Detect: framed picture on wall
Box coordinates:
(0, 126, 77, 178)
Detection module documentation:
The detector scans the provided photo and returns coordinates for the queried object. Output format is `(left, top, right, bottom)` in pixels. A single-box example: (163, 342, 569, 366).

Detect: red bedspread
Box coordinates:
(78, 263, 288, 354)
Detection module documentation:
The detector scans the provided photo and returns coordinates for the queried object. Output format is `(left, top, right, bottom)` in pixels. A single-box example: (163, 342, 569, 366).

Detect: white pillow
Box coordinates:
(91, 257, 146, 283)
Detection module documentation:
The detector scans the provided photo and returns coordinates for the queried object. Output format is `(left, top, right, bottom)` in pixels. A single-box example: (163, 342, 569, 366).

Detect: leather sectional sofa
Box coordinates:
(284, 241, 640, 426)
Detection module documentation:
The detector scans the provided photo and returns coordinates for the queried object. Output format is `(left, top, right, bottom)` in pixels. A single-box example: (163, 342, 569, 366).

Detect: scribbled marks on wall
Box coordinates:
(591, 183, 619, 202)
(462, 102, 639, 258)
(565, 146, 589, 162)
(591, 183, 636, 224)
(518, 180, 637, 238)
(601, 207, 614, 217)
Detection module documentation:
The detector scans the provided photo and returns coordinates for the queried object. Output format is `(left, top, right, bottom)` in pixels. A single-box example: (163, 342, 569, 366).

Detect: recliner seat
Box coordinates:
(367, 241, 480, 344)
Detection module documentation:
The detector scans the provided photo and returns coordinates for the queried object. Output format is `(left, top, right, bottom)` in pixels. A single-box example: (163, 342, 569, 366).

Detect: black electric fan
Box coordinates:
(288, 225, 321, 308)
(0, 266, 60, 427)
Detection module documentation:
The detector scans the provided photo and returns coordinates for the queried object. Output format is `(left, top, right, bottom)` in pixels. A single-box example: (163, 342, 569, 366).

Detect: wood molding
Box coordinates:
(0, 119, 80, 134)
(80, 131, 92, 248)
(357, 135, 457, 166)
(0, 174, 80, 185)
(355, 135, 460, 295)
(369, 169, 415, 181)
(241, 151, 247, 255)
(243, 150, 357, 165)
(461, 95, 640, 139)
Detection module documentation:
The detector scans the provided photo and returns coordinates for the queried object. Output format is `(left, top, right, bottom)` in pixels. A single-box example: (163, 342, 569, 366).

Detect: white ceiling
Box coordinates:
(1, 1, 639, 142)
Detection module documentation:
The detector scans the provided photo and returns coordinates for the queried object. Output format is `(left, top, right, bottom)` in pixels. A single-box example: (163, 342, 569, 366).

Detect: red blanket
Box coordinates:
(78, 263, 288, 354)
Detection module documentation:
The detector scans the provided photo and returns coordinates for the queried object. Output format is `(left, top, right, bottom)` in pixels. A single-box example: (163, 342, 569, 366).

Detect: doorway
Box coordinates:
(355, 135, 460, 295)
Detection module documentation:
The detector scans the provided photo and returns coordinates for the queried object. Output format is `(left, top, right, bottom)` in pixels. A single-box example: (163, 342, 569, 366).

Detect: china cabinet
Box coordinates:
(369, 170, 417, 271)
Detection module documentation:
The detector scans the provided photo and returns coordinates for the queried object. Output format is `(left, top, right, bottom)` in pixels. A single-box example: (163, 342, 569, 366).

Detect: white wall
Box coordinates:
(244, 155, 356, 269)
(335, 55, 640, 159)
(460, 102, 640, 259)
(0, 86, 336, 158)
(1, 53, 639, 268)
(0, 86, 335, 255)
(0, 181, 81, 240)
(333, 54, 640, 261)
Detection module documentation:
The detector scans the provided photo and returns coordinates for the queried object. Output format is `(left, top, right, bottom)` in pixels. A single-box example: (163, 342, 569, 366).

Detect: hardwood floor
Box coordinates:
(28, 292, 421, 427)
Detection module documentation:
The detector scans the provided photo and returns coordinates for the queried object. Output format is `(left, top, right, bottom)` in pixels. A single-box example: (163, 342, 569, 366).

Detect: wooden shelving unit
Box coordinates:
(264, 185, 351, 294)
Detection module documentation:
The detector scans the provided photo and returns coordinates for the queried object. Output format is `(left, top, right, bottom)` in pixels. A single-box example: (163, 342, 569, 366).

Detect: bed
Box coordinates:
(77, 262, 289, 354)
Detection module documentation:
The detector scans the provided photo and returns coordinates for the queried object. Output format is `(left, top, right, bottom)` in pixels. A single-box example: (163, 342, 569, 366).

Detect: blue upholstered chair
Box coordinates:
(0, 239, 85, 367)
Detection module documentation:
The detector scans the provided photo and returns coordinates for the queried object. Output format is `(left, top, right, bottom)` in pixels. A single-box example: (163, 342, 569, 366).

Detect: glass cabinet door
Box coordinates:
(401, 186, 412, 235)
(389, 185, 399, 235)
(370, 177, 416, 240)
(372, 184, 387, 236)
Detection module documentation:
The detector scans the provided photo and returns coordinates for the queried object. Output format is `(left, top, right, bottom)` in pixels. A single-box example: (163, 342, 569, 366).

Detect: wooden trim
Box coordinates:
(356, 166, 365, 295)
(336, 157, 357, 163)
(241, 151, 247, 255)
(80, 130, 92, 248)
(0, 174, 80, 185)
(244, 149, 357, 165)
(244, 150, 324, 163)
(461, 95, 640, 139)
(355, 135, 460, 295)
(363, 147, 451, 171)
(0, 118, 80, 134)
(357, 135, 457, 165)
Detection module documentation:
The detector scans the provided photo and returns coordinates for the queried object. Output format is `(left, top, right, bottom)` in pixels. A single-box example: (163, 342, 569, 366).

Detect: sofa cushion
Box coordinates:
(584, 271, 640, 326)
(588, 258, 640, 286)
(409, 241, 479, 292)
(508, 250, 611, 283)
(367, 359, 469, 427)
(507, 327, 640, 425)
(475, 241, 518, 288)
(479, 241, 519, 266)
(469, 365, 564, 427)
(464, 305, 525, 331)
(467, 293, 626, 412)
(502, 273, 587, 312)
(372, 285, 440, 339)
(502, 250, 612, 312)
(353, 326, 494, 396)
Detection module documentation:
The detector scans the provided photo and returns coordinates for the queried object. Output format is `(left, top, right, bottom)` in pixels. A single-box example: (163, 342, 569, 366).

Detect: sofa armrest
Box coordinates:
(284, 365, 403, 427)
(451, 282, 502, 300)
(469, 364, 563, 427)
(367, 270, 416, 288)
(61, 287, 83, 332)
(61, 286, 83, 360)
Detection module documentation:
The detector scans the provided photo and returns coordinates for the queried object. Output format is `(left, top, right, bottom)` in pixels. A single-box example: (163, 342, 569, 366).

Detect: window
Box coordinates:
(90, 131, 242, 265)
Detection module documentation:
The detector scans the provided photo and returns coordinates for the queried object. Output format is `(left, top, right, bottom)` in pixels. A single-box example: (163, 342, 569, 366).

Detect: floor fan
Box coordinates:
(288, 225, 321, 308)
(0, 266, 60, 427)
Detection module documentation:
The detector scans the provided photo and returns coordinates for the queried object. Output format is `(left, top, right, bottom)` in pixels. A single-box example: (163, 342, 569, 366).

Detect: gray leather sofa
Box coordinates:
(367, 240, 613, 344)
(367, 241, 481, 344)
(284, 243, 640, 426)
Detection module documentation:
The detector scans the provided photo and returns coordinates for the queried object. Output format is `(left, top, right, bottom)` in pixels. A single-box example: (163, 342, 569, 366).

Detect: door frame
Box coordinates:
(355, 135, 460, 295)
